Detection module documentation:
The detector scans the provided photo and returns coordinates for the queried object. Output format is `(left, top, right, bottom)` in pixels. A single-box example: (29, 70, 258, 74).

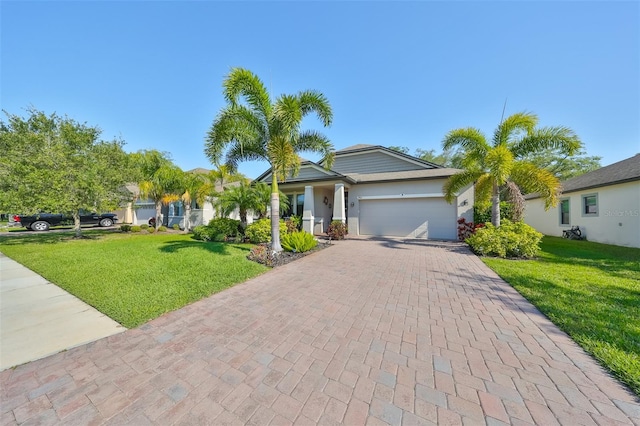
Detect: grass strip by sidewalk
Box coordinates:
(0, 231, 267, 328)
(483, 236, 640, 396)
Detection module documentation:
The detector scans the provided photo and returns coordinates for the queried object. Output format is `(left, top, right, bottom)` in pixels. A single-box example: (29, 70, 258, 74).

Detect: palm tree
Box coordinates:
(217, 181, 260, 228)
(252, 181, 289, 219)
(442, 112, 581, 227)
(206, 165, 248, 219)
(179, 171, 209, 231)
(131, 150, 180, 230)
(139, 164, 183, 230)
(205, 68, 334, 252)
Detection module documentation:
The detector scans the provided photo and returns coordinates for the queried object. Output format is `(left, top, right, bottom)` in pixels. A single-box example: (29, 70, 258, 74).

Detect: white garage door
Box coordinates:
(359, 198, 456, 239)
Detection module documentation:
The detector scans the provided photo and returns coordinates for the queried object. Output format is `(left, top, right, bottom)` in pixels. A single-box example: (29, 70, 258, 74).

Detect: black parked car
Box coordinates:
(12, 212, 118, 231)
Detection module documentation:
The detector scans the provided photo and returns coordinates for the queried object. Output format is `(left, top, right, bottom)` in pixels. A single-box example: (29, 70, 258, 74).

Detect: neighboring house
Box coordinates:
(254, 144, 474, 240)
(115, 173, 250, 229)
(524, 154, 640, 248)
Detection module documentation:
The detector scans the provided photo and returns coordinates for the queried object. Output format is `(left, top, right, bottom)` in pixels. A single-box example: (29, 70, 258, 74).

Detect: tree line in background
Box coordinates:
(390, 142, 601, 182)
(1, 69, 601, 244)
(0, 108, 282, 237)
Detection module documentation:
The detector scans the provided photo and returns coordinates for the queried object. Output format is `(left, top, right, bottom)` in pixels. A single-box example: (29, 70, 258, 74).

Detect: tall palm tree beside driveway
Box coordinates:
(205, 67, 334, 252)
(442, 112, 581, 227)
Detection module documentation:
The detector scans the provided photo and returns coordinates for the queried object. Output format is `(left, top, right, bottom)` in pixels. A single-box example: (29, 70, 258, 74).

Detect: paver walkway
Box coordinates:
(0, 253, 125, 371)
(1, 239, 638, 425)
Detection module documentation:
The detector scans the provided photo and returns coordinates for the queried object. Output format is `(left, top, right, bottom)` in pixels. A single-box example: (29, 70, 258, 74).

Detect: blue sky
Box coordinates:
(2, 1, 638, 179)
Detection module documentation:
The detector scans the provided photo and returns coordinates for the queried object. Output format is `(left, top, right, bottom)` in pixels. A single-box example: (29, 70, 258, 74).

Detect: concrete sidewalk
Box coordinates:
(0, 253, 125, 371)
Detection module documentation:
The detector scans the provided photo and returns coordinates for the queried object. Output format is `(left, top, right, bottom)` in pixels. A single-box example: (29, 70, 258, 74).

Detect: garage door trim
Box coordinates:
(357, 193, 445, 200)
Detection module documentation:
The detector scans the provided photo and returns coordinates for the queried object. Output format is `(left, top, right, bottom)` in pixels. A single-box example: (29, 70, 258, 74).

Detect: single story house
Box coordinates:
(524, 154, 640, 248)
(254, 144, 474, 240)
(114, 173, 251, 229)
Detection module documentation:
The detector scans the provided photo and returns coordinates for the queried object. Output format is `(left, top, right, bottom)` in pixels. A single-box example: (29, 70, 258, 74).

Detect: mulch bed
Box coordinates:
(249, 239, 333, 267)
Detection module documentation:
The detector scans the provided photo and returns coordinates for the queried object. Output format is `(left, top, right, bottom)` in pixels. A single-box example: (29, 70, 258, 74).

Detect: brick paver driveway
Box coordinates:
(2, 239, 638, 425)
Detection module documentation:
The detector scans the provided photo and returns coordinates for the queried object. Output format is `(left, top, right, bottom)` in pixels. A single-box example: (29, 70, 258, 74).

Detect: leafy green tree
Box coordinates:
(442, 112, 581, 227)
(205, 67, 334, 252)
(131, 150, 181, 230)
(414, 148, 465, 168)
(388, 145, 410, 154)
(0, 109, 130, 237)
(521, 147, 601, 181)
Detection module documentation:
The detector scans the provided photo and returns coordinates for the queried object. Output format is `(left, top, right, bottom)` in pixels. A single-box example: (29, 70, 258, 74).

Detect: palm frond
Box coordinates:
(511, 126, 581, 158)
(511, 161, 562, 209)
(442, 128, 488, 158)
(223, 67, 271, 119)
(493, 111, 537, 147)
(224, 140, 268, 172)
(442, 169, 483, 203)
(273, 94, 303, 135)
(297, 90, 333, 126)
(205, 106, 267, 163)
(485, 145, 514, 185)
(474, 174, 493, 209)
(295, 130, 335, 168)
(267, 137, 300, 181)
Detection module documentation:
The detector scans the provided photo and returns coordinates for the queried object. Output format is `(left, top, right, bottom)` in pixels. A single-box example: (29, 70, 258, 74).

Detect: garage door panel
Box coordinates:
(359, 198, 456, 239)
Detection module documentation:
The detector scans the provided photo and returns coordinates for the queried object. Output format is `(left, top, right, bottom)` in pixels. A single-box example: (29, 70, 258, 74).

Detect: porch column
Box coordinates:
(125, 202, 133, 224)
(333, 183, 346, 223)
(302, 185, 315, 234)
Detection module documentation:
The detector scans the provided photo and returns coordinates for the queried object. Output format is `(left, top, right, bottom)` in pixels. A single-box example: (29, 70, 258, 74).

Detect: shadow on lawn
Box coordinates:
(0, 229, 114, 245)
(539, 237, 640, 281)
(159, 239, 252, 255)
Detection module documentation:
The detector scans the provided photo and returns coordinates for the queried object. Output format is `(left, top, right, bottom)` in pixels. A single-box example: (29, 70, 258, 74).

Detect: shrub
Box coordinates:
(140, 223, 149, 230)
(192, 225, 214, 241)
(457, 217, 475, 241)
(245, 218, 287, 244)
(120, 224, 131, 232)
(172, 224, 180, 230)
(286, 215, 302, 232)
(147, 227, 156, 233)
(247, 244, 274, 267)
(327, 220, 347, 240)
(131, 225, 142, 233)
(474, 202, 515, 224)
(466, 220, 542, 258)
(281, 231, 318, 253)
(158, 226, 167, 232)
(208, 218, 242, 240)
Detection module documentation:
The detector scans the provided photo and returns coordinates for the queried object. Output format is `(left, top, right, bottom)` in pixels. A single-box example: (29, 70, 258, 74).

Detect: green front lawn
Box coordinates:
(483, 236, 640, 396)
(0, 231, 267, 328)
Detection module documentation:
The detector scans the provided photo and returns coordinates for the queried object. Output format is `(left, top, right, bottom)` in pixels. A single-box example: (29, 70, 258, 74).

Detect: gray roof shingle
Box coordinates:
(560, 154, 640, 194)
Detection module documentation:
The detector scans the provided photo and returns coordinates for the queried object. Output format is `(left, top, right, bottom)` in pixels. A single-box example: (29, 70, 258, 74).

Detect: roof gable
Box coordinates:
(326, 145, 441, 175)
(254, 161, 344, 184)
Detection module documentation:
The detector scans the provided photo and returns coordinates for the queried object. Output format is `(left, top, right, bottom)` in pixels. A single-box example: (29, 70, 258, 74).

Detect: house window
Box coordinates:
(560, 199, 570, 225)
(582, 194, 598, 216)
(296, 194, 305, 216)
(282, 194, 294, 217)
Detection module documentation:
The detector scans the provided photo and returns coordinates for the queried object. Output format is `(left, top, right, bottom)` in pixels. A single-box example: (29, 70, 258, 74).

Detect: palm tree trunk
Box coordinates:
(240, 208, 248, 229)
(184, 203, 191, 231)
(155, 201, 162, 230)
(271, 175, 283, 253)
(492, 182, 501, 227)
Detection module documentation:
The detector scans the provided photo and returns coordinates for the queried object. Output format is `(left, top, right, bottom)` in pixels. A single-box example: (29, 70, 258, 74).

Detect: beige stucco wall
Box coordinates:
(524, 181, 640, 248)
